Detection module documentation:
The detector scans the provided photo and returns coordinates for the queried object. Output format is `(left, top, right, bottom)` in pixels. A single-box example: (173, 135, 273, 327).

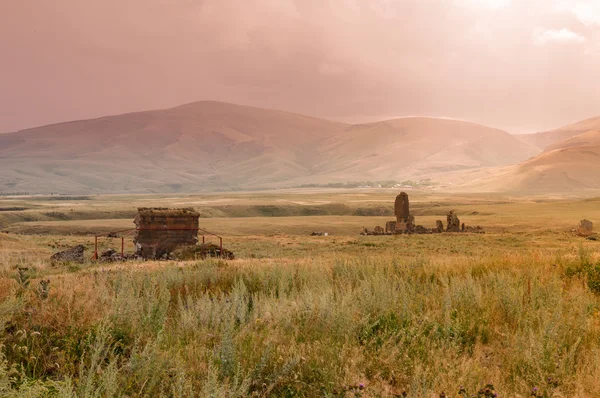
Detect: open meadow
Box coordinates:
(1, 190, 600, 397)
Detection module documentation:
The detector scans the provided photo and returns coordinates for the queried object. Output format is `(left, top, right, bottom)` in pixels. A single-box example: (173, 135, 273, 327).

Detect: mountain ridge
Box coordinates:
(0, 100, 594, 194)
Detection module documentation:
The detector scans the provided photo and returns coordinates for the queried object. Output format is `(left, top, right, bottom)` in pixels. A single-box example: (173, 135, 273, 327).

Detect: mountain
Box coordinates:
(0, 101, 538, 193)
(471, 128, 600, 193)
(544, 129, 600, 152)
(312, 117, 537, 181)
(0, 101, 347, 192)
(516, 116, 600, 152)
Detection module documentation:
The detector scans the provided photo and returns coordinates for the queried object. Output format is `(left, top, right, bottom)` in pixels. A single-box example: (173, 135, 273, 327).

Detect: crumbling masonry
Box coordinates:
(134, 207, 200, 259)
(361, 192, 484, 236)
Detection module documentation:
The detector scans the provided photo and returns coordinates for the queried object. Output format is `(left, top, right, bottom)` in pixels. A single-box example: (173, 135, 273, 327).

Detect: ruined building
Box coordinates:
(446, 210, 461, 232)
(134, 207, 200, 259)
(395, 192, 410, 223)
(362, 192, 484, 236)
(387, 192, 412, 233)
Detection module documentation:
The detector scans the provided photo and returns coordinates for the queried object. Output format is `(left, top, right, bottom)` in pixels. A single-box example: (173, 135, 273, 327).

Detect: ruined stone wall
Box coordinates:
(133, 208, 199, 259)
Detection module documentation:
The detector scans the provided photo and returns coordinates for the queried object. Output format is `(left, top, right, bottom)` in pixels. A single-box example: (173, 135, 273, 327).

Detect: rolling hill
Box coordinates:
(516, 116, 600, 152)
(472, 128, 600, 193)
(0, 101, 540, 193)
(314, 117, 537, 181)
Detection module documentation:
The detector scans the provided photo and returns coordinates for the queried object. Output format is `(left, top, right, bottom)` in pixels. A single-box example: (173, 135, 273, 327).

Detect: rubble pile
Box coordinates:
(195, 243, 235, 260)
(99, 249, 142, 262)
(51, 245, 85, 264)
(172, 243, 235, 260)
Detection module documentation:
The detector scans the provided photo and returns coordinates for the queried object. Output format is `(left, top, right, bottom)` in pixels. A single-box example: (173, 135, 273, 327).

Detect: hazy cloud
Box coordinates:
(1, 0, 600, 134)
(534, 28, 587, 44)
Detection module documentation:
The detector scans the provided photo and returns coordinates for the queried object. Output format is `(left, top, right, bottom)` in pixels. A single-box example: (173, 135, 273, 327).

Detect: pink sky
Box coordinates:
(1, 0, 599, 134)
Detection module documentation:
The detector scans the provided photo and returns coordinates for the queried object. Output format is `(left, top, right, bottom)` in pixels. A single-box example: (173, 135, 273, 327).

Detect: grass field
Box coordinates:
(1, 190, 600, 397)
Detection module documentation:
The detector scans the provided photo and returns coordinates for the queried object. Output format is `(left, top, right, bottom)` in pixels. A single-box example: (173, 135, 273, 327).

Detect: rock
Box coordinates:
(577, 219, 593, 237)
(385, 220, 397, 234)
(406, 215, 415, 232)
(413, 225, 431, 234)
(170, 243, 235, 260)
(99, 248, 125, 262)
(435, 220, 444, 233)
(464, 225, 485, 234)
(395, 221, 407, 234)
(196, 243, 235, 260)
(51, 245, 85, 264)
(195, 243, 235, 260)
(101, 248, 117, 257)
(446, 211, 460, 232)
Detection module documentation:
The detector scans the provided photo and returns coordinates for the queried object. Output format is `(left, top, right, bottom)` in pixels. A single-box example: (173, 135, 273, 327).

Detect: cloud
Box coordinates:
(554, 0, 600, 26)
(534, 28, 586, 44)
(1, 0, 600, 134)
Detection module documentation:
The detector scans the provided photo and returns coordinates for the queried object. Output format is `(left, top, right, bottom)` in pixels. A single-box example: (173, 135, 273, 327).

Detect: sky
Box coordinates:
(1, 0, 599, 134)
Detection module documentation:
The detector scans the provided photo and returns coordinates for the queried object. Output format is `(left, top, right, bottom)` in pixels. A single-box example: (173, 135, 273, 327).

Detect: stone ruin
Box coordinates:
(395, 192, 410, 229)
(576, 219, 594, 237)
(49, 208, 234, 263)
(385, 221, 397, 234)
(436, 220, 444, 233)
(360, 192, 484, 236)
(132, 207, 234, 260)
(51, 245, 85, 265)
(134, 207, 200, 259)
(446, 210, 461, 232)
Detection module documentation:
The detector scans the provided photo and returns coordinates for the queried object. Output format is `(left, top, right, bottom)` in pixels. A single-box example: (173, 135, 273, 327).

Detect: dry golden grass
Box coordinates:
(1, 191, 600, 396)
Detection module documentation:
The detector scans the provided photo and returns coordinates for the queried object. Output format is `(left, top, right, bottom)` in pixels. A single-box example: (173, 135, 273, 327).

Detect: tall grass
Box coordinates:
(0, 252, 599, 397)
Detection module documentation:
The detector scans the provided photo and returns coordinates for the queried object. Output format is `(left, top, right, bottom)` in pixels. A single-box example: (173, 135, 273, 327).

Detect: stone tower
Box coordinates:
(394, 192, 410, 223)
